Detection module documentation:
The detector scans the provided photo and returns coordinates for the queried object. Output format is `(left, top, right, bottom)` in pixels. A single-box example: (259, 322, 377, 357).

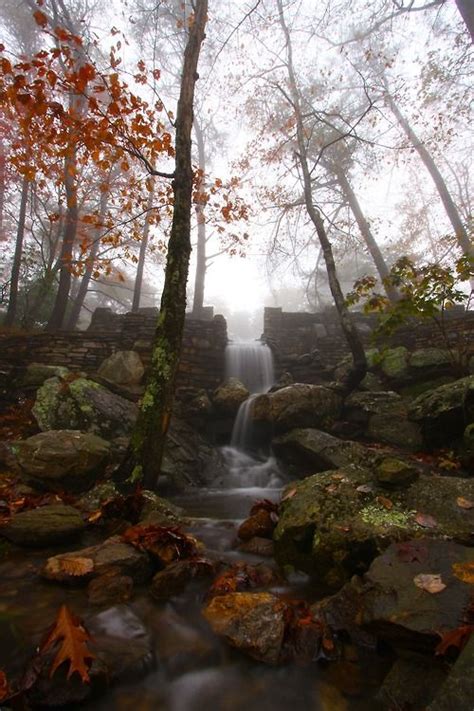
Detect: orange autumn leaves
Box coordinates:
(41, 604, 95, 683)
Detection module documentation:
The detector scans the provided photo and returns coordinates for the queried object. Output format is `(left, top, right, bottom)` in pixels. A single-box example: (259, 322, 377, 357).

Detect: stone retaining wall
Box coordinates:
(263, 306, 474, 380)
(0, 310, 228, 391)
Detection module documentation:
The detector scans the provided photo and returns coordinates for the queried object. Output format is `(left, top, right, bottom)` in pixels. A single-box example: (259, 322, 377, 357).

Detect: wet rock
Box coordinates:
(87, 605, 154, 682)
(1, 504, 85, 546)
(378, 655, 447, 710)
(251, 383, 342, 433)
(212, 377, 250, 417)
(209, 562, 281, 596)
(273, 428, 373, 476)
(238, 536, 275, 557)
(355, 539, 474, 649)
(14, 430, 110, 492)
(274, 469, 474, 584)
(87, 568, 134, 606)
(148, 608, 217, 677)
(139, 491, 185, 525)
(151, 558, 215, 601)
(428, 634, 474, 710)
(97, 350, 145, 386)
(21, 363, 70, 388)
(344, 391, 423, 450)
(375, 457, 420, 488)
(175, 386, 213, 420)
(32, 376, 138, 439)
(409, 375, 474, 447)
(42, 535, 153, 583)
(203, 592, 287, 664)
(409, 347, 452, 371)
(238, 508, 275, 541)
(76, 480, 119, 512)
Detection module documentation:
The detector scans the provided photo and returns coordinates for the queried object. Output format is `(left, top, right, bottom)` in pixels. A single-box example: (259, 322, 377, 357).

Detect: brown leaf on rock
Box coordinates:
(396, 541, 428, 564)
(452, 561, 474, 584)
(413, 573, 446, 594)
(376, 496, 393, 510)
(281, 488, 297, 502)
(456, 497, 474, 510)
(415, 512, 437, 529)
(123, 524, 198, 564)
(44, 555, 94, 579)
(249, 499, 279, 516)
(40, 604, 95, 683)
(435, 625, 474, 655)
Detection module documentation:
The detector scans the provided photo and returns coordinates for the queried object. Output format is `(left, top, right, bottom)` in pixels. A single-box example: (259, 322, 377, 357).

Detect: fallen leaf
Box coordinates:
(331, 473, 345, 480)
(40, 605, 95, 683)
(396, 541, 428, 564)
(356, 484, 374, 494)
(44, 556, 94, 579)
(415, 512, 437, 529)
(0, 670, 9, 701)
(376, 496, 393, 510)
(435, 625, 474, 655)
(413, 573, 446, 594)
(452, 561, 474, 584)
(456, 497, 474, 510)
(281, 488, 297, 502)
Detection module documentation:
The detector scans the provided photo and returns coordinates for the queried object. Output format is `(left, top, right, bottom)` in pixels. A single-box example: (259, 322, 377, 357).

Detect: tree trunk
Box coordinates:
(455, 0, 474, 41)
(191, 117, 207, 317)
(132, 188, 154, 313)
(277, 0, 366, 391)
(386, 92, 473, 258)
(332, 164, 399, 302)
(46, 145, 79, 330)
(119, 0, 208, 490)
(66, 189, 109, 330)
(4, 176, 29, 326)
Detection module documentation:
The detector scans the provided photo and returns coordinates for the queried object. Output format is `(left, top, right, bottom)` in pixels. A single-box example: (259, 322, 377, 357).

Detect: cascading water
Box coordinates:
(221, 341, 283, 488)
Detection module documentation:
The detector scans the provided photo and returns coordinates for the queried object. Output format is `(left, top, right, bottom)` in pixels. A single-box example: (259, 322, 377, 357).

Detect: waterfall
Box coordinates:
(218, 341, 283, 489)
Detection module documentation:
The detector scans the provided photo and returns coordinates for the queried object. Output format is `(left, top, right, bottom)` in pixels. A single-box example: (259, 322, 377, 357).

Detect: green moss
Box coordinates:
(359, 504, 415, 529)
(130, 464, 143, 484)
(141, 390, 155, 411)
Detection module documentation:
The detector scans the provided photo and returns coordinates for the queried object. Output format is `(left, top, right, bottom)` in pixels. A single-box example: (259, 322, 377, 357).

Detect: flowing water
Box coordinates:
(0, 342, 388, 709)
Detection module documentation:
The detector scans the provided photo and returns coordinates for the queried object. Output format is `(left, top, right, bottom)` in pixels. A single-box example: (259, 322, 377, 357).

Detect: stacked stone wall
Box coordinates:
(0, 309, 228, 392)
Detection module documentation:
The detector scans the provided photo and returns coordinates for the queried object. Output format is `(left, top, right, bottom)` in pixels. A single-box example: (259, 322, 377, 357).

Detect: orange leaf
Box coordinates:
(457, 497, 474, 510)
(376, 495, 393, 510)
(33, 10, 48, 28)
(0, 670, 9, 701)
(415, 512, 437, 529)
(436, 625, 474, 655)
(40, 604, 95, 683)
(452, 561, 474, 584)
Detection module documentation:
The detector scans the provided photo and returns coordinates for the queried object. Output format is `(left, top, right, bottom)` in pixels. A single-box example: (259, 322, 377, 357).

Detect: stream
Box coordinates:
(0, 342, 390, 709)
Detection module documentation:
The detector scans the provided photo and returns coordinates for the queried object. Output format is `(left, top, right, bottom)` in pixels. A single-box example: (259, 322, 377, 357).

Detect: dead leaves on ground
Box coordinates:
(452, 561, 474, 585)
(123, 523, 199, 565)
(435, 625, 474, 656)
(413, 573, 446, 594)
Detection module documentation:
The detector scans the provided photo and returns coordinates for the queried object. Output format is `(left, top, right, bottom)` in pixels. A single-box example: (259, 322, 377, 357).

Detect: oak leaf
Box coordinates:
(40, 604, 95, 683)
(435, 625, 474, 655)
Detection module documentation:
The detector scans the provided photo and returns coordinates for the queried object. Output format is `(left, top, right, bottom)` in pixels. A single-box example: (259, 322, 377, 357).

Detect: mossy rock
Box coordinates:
(1, 504, 85, 546)
(379, 347, 409, 380)
(273, 468, 474, 586)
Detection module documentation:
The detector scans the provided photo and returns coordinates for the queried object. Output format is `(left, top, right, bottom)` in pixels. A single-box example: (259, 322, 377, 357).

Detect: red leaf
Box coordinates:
(436, 626, 474, 655)
(33, 10, 48, 28)
(415, 512, 437, 529)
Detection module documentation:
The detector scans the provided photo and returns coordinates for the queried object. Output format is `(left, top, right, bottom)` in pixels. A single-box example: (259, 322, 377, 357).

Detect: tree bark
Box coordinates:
(331, 164, 399, 302)
(119, 0, 208, 489)
(66, 188, 109, 330)
(46, 142, 79, 330)
(4, 176, 29, 326)
(455, 0, 474, 41)
(132, 187, 154, 313)
(191, 117, 207, 317)
(277, 0, 366, 391)
(386, 92, 473, 258)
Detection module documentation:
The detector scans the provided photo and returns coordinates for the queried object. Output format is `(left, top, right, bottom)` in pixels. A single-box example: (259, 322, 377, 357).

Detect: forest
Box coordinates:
(0, 0, 473, 709)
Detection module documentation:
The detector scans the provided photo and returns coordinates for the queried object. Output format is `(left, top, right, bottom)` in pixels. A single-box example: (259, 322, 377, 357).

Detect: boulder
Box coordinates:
(150, 558, 215, 601)
(202, 592, 287, 664)
(1, 504, 85, 546)
(377, 655, 447, 711)
(429, 634, 474, 710)
(251, 383, 342, 433)
(374, 457, 419, 488)
(238, 509, 275, 541)
(379, 347, 409, 381)
(14, 430, 110, 492)
(238, 537, 274, 557)
(344, 391, 423, 450)
(408, 375, 474, 447)
(21, 363, 70, 388)
(33, 376, 138, 439)
(97, 350, 145, 386)
(409, 347, 452, 371)
(42, 535, 153, 584)
(273, 428, 373, 476)
(212, 378, 249, 416)
(87, 569, 134, 606)
(273, 468, 474, 585)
